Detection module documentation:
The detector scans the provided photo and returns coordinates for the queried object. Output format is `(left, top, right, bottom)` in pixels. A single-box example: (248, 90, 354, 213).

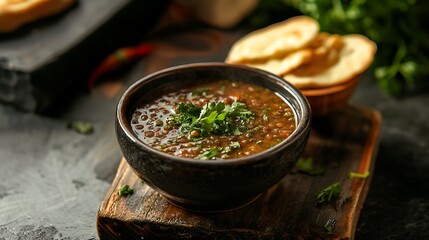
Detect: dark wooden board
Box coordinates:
(0, 0, 169, 112)
(97, 105, 381, 240)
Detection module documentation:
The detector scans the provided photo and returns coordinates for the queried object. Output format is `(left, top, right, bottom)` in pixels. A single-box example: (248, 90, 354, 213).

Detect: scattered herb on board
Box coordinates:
(349, 171, 370, 179)
(169, 101, 254, 138)
(66, 121, 94, 134)
(296, 157, 325, 176)
(316, 182, 342, 205)
(117, 184, 134, 197)
(324, 218, 337, 235)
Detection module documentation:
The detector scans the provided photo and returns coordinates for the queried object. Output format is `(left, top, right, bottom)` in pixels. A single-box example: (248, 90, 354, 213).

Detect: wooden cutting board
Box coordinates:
(97, 105, 381, 240)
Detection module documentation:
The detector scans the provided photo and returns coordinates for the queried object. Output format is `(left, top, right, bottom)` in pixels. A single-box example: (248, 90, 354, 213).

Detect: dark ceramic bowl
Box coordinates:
(116, 62, 311, 212)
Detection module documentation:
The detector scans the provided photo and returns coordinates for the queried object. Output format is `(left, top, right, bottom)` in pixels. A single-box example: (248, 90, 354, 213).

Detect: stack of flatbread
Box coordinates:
(0, 0, 75, 33)
(225, 16, 376, 90)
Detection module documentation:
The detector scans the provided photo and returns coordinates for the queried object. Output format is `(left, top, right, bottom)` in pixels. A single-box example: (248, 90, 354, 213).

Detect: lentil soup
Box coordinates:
(131, 80, 296, 160)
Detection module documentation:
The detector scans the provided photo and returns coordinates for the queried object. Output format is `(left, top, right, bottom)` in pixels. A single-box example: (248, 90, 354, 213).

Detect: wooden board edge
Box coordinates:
(348, 107, 382, 240)
(97, 158, 128, 219)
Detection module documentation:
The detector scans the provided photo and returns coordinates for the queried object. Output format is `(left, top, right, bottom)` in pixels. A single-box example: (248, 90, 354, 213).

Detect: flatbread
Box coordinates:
(0, 0, 75, 33)
(242, 32, 343, 76)
(282, 34, 376, 88)
(241, 49, 313, 75)
(307, 32, 343, 61)
(225, 16, 319, 63)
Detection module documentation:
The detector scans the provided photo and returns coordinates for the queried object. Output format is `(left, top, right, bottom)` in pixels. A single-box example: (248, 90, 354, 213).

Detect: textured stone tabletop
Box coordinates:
(0, 27, 428, 240)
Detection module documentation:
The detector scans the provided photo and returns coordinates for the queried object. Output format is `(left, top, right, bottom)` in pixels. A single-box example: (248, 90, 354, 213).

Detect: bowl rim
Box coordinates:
(117, 62, 311, 166)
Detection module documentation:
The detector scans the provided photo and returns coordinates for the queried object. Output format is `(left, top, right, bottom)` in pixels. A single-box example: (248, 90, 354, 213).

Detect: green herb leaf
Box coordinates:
(66, 121, 94, 134)
(227, 101, 254, 120)
(199, 147, 218, 160)
(117, 184, 134, 197)
(230, 141, 241, 149)
(262, 115, 269, 122)
(221, 146, 232, 155)
(177, 102, 201, 117)
(192, 87, 211, 96)
(296, 157, 325, 176)
(169, 101, 254, 138)
(316, 182, 342, 205)
(348, 171, 370, 179)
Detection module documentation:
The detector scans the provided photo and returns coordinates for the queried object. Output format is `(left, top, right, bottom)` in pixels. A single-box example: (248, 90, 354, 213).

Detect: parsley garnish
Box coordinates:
(191, 87, 211, 96)
(199, 147, 218, 160)
(117, 185, 134, 197)
(169, 101, 254, 138)
(262, 115, 269, 122)
(315, 182, 342, 205)
(222, 141, 241, 155)
(296, 157, 325, 176)
(230, 141, 241, 149)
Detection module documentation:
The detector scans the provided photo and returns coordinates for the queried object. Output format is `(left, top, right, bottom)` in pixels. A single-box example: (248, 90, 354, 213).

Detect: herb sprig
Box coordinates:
(117, 184, 134, 197)
(315, 182, 342, 205)
(169, 101, 254, 139)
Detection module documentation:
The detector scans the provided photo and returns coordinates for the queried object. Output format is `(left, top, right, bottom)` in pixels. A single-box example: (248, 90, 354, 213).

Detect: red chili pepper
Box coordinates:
(87, 43, 153, 90)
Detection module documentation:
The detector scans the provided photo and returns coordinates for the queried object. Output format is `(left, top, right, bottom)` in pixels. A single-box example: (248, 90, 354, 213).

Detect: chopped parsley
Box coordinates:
(117, 184, 134, 197)
(315, 182, 342, 205)
(230, 141, 241, 149)
(191, 87, 211, 96)
(349, 171, 370, 179)
(296, 157, 325, 176)
(262, 115, 269, 122)
(199, 147, 218, 160)
(169, 101, 254, 139)
(222, 141, 242, 155)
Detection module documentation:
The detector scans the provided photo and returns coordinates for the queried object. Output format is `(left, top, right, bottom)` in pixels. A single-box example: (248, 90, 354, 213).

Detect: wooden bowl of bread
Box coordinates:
(226, 16, 376, 117)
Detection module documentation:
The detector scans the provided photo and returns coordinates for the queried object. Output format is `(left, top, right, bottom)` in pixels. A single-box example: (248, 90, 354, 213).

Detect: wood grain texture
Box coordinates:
(97, 105, 382, 240)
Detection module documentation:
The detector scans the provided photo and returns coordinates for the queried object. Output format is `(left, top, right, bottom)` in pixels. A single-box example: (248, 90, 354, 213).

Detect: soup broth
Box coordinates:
(131, 80, 296, 160)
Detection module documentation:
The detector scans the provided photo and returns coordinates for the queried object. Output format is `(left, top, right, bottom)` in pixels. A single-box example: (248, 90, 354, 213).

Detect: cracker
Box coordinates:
(225, 15, 319, 63)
